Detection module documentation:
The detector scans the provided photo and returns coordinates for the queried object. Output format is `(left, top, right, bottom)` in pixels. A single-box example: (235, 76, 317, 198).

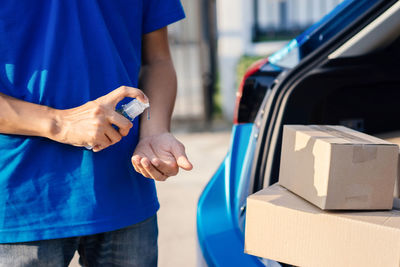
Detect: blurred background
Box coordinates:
(169, 0, 342, 126)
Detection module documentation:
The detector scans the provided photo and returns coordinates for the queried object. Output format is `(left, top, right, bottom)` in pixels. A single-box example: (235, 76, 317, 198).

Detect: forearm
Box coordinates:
(132, 27, 193, 179)
(133, 62, 194, 179)
(0, 93, 59, 139)
(139, 58, 177, 137)
(0, 87, 146, 151)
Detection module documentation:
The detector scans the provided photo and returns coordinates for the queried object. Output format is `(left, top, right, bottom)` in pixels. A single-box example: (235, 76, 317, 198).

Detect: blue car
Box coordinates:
(197, 0, 400, 266)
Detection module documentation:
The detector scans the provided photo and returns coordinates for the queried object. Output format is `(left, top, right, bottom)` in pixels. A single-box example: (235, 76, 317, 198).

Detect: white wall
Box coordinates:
(217, 0, 287, 121)
(216, 0, 248, 121)
(257, 0, 342, 30)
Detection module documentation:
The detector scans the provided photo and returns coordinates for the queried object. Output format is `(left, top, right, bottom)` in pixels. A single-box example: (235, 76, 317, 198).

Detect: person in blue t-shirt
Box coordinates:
(0, 0, 192, 266)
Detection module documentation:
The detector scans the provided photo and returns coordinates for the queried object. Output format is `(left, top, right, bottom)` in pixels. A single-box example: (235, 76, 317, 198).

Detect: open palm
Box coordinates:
(132, 132, 193, 181)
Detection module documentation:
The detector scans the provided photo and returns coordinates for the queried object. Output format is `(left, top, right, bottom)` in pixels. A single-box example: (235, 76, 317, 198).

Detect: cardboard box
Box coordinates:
(374, 130, 400, 198)
(279, 125, 398, 210)
(244, 184, 400, 267)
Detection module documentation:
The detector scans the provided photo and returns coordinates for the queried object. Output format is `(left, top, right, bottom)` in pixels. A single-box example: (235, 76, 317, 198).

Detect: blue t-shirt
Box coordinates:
(0, 0, 185, 243)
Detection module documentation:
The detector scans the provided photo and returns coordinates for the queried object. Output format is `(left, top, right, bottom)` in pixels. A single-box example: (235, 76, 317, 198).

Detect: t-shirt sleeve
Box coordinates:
(142, 0, 186, 34)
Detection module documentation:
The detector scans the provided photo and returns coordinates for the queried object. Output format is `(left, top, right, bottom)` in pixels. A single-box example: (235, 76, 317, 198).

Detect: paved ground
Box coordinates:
(70, 129, 232, 266)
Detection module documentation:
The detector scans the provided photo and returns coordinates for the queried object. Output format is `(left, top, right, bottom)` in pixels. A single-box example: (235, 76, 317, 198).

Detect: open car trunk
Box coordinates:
(250, 0, 400, 192)
(269, 37, 400, 186)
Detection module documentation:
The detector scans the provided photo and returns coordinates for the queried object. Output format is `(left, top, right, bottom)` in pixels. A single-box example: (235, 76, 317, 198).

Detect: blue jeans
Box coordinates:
(0, 215, 158, 267)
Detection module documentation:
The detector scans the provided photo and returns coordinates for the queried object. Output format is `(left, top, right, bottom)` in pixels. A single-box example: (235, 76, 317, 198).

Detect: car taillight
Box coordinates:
(233, 58, 269, 124)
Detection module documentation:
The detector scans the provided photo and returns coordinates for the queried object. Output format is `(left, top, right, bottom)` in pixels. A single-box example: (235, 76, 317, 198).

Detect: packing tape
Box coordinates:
(352, 144, 377, 163)
(309, 126, 377, 163)
(309, 125, 375, 144)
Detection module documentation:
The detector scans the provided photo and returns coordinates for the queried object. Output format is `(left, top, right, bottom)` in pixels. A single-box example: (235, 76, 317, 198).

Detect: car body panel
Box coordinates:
(197, 123, 270, 266)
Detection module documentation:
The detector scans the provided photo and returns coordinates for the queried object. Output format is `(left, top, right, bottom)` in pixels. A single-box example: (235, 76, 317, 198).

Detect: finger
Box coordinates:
(151, 158, 179, 177)
(92, 144, 102, 152)
(132, 154, 142, 165)
(141, 158, 168, 181)
(131, 155, 141, 172)
(91, 133, 112, 152)
(136, 164, 151, 178)
(132, 161, 140, 173)
(107, 112, 133, 136)
(172, 143, 193, 171)
(132, 155, 152, 178)
(177, 156, 193, 171)
(104, 125, 123, 145)
(104, 86, 148, 108)
(141, 144, 178, 176)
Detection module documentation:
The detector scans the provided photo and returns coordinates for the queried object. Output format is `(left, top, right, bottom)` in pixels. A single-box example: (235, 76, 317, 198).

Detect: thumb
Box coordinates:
(172, 143, 193, 171)
(102, 86, 148, 108)
(177, 156, 193, 171)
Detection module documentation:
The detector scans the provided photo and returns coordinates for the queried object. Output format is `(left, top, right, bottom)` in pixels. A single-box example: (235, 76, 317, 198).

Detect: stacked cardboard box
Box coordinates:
(374, 130, 400, 198)
(245, 184, 400, 267)
(245, 125, 400, 267)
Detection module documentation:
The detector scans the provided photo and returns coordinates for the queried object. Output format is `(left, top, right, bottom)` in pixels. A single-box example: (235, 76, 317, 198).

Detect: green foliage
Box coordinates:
(213, 71, 223, 118)
(236, 55, 266, 89)
(212, 55, 268, 119)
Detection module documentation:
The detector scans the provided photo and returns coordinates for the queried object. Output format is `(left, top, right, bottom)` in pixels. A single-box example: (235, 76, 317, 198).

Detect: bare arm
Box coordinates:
(138, 27, 176, 136)
(0, 86, 147, 152)
(132, 27, 193, 181)
(0, 92, 58, 138)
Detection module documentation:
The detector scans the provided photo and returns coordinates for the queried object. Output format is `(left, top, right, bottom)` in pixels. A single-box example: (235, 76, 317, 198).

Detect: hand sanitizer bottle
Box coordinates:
(119, 99, 150, 121)
(85, 99, 150, 150)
